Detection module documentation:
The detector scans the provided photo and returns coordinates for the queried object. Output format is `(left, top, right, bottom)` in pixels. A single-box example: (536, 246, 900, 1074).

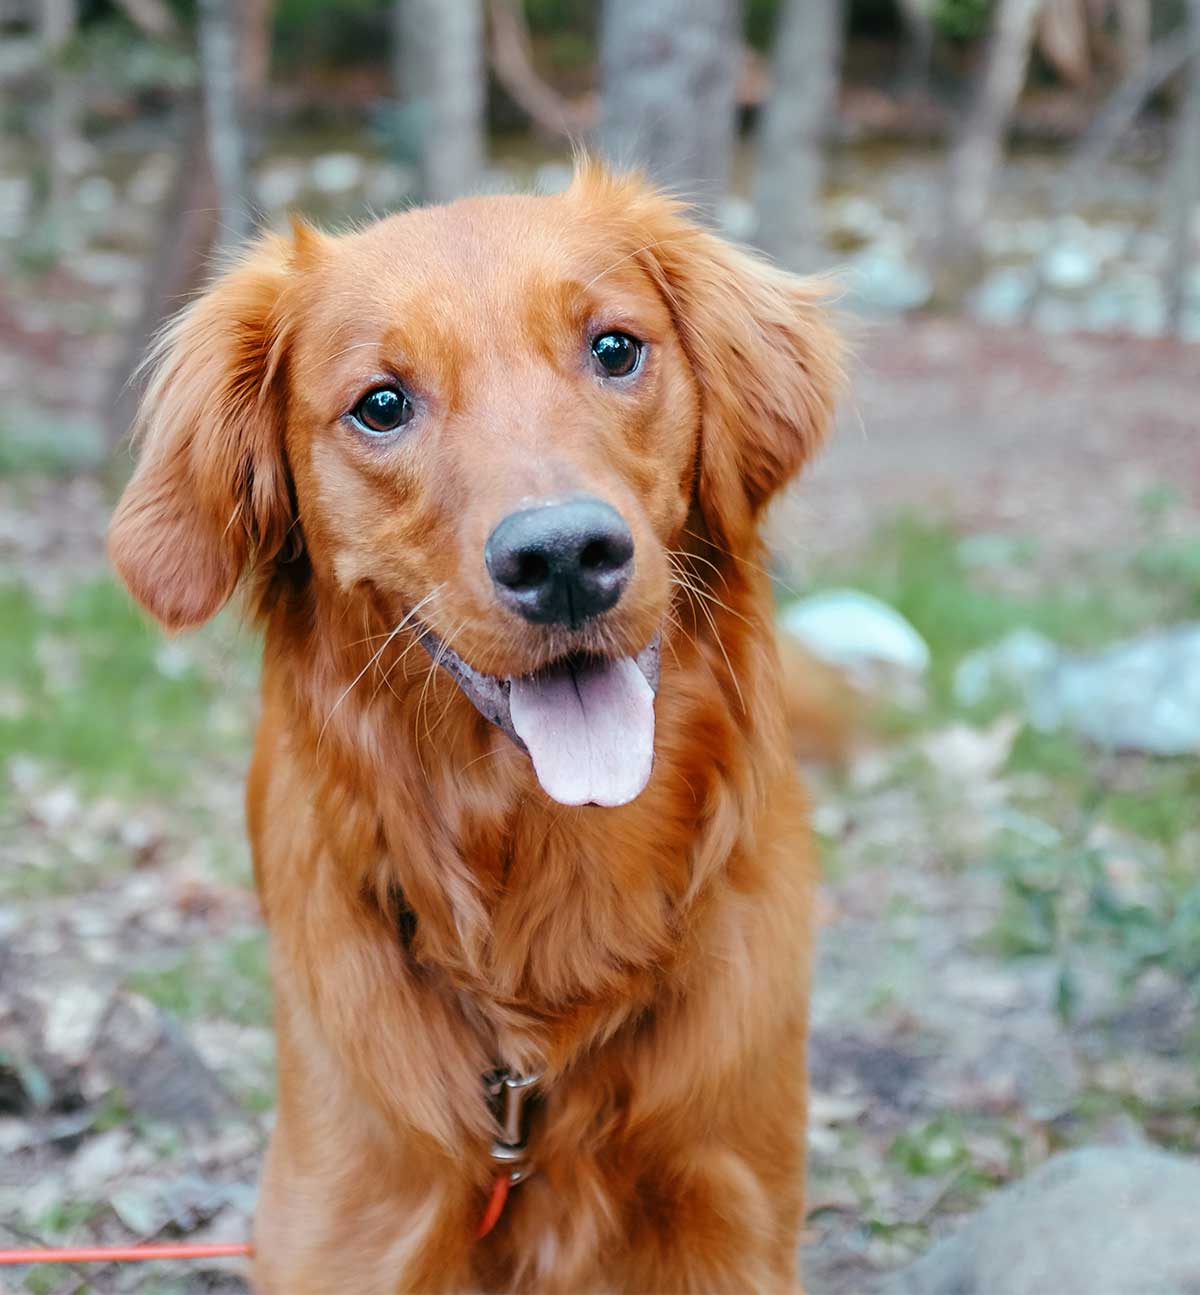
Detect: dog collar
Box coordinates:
(476, 1068, 542, 1239)
(393, 890, 541, 1239)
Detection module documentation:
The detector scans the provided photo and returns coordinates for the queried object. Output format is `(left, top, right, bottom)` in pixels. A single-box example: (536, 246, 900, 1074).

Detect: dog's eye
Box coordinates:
(352, 386, 413, 434)
(591, 332, 643, 378)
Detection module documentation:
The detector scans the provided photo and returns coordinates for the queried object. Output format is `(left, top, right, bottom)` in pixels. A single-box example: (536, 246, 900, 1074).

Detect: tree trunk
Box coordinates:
(597, 0, 741, 211)
(393, 0, 485, 203)
(1115, 0, 1151, 71)
(38, 0, 81, 233)
(1164, 0, 1200, 336)
(237, 0, 274, 167)
(751, 0, 842, 272)
(488, 0, 588, 138)
(936, 0, 1044, 301)
(197, 0, 252, 248)
(895, 0, 935, 97)
(105, 101, 220, 449)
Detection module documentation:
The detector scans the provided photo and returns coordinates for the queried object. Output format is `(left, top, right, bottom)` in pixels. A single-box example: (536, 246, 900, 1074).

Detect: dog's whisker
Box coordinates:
(669, 572, 746, 714)
(679, 526, 802, 599)
(581, 234, 684, 293)
(319, 587, 443, 751)
(668, 554, 752, 627)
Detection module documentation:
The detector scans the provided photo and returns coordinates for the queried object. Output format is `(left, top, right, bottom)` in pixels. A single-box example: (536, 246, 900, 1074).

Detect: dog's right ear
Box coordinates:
(108, 227, 320, 631)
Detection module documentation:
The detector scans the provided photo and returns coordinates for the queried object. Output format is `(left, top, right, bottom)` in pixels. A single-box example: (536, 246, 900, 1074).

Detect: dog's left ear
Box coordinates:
(108, 230, 313, 632)
(636, 202, 843, 550)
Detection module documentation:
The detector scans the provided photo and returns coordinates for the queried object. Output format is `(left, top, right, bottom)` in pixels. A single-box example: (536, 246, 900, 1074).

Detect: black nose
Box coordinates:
(485, 498, 635, 627)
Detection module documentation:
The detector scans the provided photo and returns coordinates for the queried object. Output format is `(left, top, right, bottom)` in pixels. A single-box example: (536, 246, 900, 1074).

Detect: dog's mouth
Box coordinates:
(418, 630, 661, 808)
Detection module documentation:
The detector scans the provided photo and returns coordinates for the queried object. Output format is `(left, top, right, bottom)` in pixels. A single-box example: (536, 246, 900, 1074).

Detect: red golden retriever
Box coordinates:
(108, 164, 842, 1294)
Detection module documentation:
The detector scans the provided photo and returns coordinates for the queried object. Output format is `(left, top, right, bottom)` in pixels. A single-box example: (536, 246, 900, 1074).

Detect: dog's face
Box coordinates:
(109, 167, 840, 807)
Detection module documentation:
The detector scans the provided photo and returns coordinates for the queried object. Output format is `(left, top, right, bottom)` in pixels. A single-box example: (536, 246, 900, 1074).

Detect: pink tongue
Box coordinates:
(508, 657, 655, 807)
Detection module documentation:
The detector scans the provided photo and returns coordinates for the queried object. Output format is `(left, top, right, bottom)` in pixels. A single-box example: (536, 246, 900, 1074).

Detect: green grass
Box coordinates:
(1134, 538, 1200, 617)
(0, 577, 257, 797)
(802, 515, 1180, 713)
(126, 931, 272, 1028)
(800, 514, 1200, 1058)
(0, 409, 107, 476)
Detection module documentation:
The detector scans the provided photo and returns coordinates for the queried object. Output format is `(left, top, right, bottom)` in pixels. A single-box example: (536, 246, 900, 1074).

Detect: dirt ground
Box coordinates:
(1, 316, 1197, 1293)
(778, 317, 1199, 563)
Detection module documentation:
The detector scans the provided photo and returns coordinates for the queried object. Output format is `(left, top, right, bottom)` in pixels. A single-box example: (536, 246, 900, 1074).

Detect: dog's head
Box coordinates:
(109, 166, 841, 808)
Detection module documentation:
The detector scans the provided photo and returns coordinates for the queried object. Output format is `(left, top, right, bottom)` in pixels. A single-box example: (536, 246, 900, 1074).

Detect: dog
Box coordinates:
(108, 163, 843, 1294)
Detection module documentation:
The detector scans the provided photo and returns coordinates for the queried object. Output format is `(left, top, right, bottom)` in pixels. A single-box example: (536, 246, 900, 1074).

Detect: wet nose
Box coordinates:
(485, 498, 635, 628)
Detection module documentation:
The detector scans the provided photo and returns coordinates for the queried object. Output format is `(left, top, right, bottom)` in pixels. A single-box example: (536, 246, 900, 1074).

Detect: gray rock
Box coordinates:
(534, 162, 574, 195)
(1040, 240, 1101, 292)
(365, 162, 416, 209)
(953, 629, 1059, 710)
(847, 247, 932, 314)
(309, 151, 366, 195)
(780, 590, 930, 683)
(1031, 624, 1200, 755)
(76, 174, 117, 216)
(883, 1147, 1200, 1295)
(255, 159, 306, 209)
(87, 994, 237, 1126)
(972, 267, 1037, 326)
(126, 154, 173, 207)
(956, 624, 1200, 755)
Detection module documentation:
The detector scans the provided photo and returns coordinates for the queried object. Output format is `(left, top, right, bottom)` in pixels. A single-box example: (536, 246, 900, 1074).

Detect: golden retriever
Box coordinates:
(108, 163, 842, 1294)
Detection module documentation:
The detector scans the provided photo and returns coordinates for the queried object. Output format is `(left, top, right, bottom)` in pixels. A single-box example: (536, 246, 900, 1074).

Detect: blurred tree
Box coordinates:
(38, 0, 83, 237)
(936, 0, 1045, 301)
(1037, 0, 1092, 85)
(1164, 0, 1200, 333)
(238, 0, 275, 160)
(752, 0, 843, 271)
(597, 0, 741, 208)
(896, 0, 936, 96)
(393, 0, 486, 202)
(1115, 0, 1151, 69)
(489, 0, 590, 137)
(106, 0, 271, 448)
(198, 0, 252, 247)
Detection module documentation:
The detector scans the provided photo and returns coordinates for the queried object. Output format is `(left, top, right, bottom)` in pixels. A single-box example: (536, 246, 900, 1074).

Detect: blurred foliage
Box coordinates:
(0, 412, 106, 476)
(809, 516, 1163, 711)
(0, 578, 252, 798)
(933, 0, 996, 42)
(127, 932, 273, 1026)
(72, 18, 195, 93)
(271, 0, 390, 68)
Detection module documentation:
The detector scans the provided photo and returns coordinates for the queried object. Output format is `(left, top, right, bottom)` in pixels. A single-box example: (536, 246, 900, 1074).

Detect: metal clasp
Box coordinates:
(484, 1069, 542, 1185)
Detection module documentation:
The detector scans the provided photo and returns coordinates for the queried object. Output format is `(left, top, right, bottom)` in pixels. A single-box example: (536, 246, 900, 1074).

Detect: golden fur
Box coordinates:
(108, 165, 843, 1294)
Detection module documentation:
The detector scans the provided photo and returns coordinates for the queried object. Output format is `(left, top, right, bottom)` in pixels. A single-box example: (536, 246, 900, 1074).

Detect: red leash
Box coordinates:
(0, 1242, 253, 1265)
(2, 1172, 515, 1264)
(473, 1172, 512, 1241)
(4, 1069, 540, 1264)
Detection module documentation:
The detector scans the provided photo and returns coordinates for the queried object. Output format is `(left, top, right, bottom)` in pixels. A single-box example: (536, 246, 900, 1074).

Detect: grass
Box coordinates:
(126, 932, 273, 1028)
(801, 512, 1200, 1113)
(0, 578, 258, 798)
(799, 515, 1186, 713)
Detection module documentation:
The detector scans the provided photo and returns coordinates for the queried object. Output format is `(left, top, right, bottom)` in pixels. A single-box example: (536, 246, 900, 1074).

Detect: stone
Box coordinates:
(971, 267, 1036, 326)
(779, 590, 930, 684)
(255, 159, 305, 209)
(847, 247, 932, 314)
(1040, 240, 1101, 292)
(1029, 624, 1200, 755)
(955, 624, 1200, 755)
(883, 1147, 1200, 1295)
(309, 152, 365, 195)
(953, 629, 1059, 710)
(75, 175, 117, 217)
(86, 994, 237, 1125)
(364, 163, 416, 209)
(534, 162, 573, 195)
